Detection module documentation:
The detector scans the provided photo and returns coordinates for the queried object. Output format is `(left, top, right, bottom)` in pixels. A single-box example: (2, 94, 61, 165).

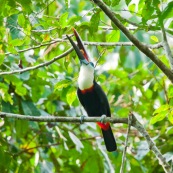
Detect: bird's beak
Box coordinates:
(66, 28, 90, 65)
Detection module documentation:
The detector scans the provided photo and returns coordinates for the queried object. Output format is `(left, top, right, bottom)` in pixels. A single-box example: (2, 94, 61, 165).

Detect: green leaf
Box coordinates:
(168, 21, 173, 30)
(65, 0, 70, 8)
(103, 0, 111, 6)
(90, 12, 100, 32)
(168, 111, 173, 124)
(125, 0, 131, 6)
(37, 69, 48, 78)
(79, 21, 90, 30)
(145, 89, 153, 99)
(68, 131, 84, 152)
(10, 39, 24, 46)
(153, 104, 170, 115)
(0, 53, 5, 65)
(18, 13, 25, 27)
(20, 71, 30, 81)
(0, 83, 13, 104)
(66, 87, 76, 105)
(68, 16, 82, 25)
(15, 84, 27, 96)
(150, 35, 159, 42)
(129, 3, 136, 13)
(106, 30, 120, 42)
(166, 126, 173, 135)
(150, 112, 167, 124)
(15, 120, 29, 138)
(0, 148, 12, 172)
(55, 79, 72, 90)
(161, 1, 173, 20)
(141, 2, 154, 24)
(168, 85, 173, 98)
(59, 12, 68, 28)
(21, 100, 40, 116)
(111, 0, 120, 6)
(18, 0, 32, 13)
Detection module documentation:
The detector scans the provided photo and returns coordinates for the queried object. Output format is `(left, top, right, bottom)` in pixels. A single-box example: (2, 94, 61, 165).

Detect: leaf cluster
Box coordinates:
(0, 0, 173, 172)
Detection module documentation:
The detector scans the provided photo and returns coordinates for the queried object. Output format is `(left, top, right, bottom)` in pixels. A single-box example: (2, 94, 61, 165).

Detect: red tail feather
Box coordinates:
(97, 122, 110, 131)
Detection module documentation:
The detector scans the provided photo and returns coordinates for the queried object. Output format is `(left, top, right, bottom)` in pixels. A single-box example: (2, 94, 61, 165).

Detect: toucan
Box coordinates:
(66, 29, 117, 152)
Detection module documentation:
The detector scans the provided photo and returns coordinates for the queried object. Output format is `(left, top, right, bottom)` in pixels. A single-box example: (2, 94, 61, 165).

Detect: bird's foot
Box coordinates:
(80, 115, 86, 124)
(100, 114, 107, 123)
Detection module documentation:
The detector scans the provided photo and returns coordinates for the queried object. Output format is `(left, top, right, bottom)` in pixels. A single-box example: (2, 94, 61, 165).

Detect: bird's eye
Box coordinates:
(89, 62, 94, 67)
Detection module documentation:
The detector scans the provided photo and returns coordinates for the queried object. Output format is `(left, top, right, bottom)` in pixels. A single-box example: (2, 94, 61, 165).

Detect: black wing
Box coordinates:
(94, 82, 111, 117)
(77, 88, 86, 108)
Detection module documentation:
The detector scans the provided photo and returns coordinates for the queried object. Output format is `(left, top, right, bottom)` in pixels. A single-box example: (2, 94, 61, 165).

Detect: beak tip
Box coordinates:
(67, 29, 90, 63)
(66, 34, 70, 39)
(72, 28, 78, 37)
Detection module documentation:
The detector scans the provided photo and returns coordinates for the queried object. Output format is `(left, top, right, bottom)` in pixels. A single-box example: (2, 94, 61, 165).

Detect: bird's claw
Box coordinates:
(100, 114, 107, 123)
(80, 115, 86, 124)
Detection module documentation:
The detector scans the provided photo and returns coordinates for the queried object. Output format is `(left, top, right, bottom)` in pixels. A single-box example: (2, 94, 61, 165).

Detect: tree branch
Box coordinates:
(5, 38, 66, 56)
(83, 41, 163, 49)
(0, 47, 73, 76)
(31, 27, 58, 33)
(5, 40, 162, 56)
(100, 26, 137, 30)
(92, 0, 173, 83)
(160, 21, 173, 70)
(0, 112, 127, 123)
(131, 114, 172, 173)
(0, 111, 172, 172)
(1, 41, 161, 76)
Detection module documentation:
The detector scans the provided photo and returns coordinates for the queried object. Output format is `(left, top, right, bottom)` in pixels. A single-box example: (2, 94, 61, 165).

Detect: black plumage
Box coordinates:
(77, 81, 117, 152)
(66, 29, 117, 152)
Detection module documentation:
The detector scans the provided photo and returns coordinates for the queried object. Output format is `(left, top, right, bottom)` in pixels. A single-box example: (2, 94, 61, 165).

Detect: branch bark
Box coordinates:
(0, 112, 127, 123)
(1, 41, 161, 76)
(4, 40, 162, 56)
(160, 21, 173, 70)
(0, 47, 73, 76)
(131, 114, 172, 173)
(83, 41, 163, 49)
(0, 112, 172, 172)
(5, 38, 67, 56)
(92, 0, 173, 83)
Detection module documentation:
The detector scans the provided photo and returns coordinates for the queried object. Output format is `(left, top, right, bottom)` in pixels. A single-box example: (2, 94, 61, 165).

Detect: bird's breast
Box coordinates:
(78, 74, 94, 90)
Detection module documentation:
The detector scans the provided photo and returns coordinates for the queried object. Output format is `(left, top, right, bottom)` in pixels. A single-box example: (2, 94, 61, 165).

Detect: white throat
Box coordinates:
(78, 64, 94, 90)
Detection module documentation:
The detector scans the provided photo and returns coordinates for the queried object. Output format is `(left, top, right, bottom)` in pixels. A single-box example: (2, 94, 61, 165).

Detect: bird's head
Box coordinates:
(66, 28, 94, 69)
(66, 29, 94, 90)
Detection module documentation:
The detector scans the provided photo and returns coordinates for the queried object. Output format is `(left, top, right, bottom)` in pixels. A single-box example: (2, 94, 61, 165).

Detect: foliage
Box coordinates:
(0, 0, 173, 172)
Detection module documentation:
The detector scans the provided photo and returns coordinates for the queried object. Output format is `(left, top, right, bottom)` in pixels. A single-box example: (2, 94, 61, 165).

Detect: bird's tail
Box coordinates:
(97, 122, 117, 152)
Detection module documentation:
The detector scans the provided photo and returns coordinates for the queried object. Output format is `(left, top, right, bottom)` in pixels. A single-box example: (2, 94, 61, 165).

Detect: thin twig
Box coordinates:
(84, 41, 163, 49)
(4, 38, 66, 56)
(120, 113, 132, 173)
(1, 41, 162, 76)
(160, 20, 173, 70)
(31, 27, 58, 33)
(4, 40, 162, 56)
(100, 26, 137, 31)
